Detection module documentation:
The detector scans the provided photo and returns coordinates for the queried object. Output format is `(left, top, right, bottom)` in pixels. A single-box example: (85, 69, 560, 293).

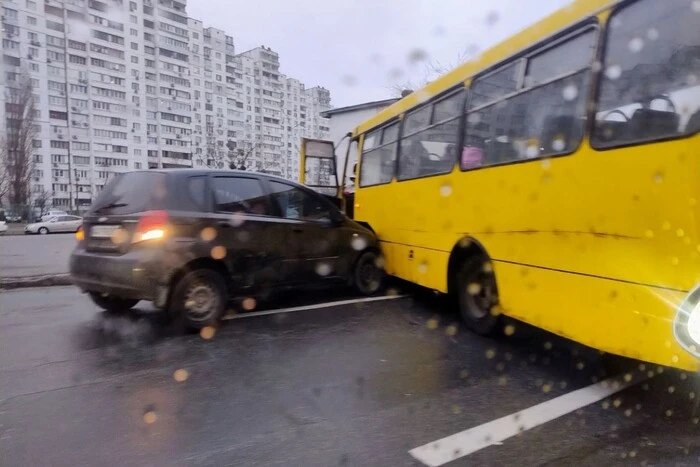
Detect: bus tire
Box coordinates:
(456, 256, 500, 335)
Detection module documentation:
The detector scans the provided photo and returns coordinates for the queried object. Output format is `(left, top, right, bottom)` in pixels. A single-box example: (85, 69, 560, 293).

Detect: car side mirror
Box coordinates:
(322, 210, 344, 227)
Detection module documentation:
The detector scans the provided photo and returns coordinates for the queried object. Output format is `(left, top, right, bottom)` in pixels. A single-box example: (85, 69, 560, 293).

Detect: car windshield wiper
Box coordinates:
(93, 202, 128, 213)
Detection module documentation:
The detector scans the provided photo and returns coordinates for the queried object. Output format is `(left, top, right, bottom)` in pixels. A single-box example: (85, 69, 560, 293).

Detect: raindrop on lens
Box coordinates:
(605, 65, 622, 80)
(562, 84, 578, 101)
(408, 48, 428, 63)
(439, 183, 452, 197)
(210, 246, 226, 260)
(693, 0, 700, 13)
(418, 262, 428, 274)
(242, 297, 256, 311)
(143, 411, 157, 424)
(173, 369, 189, 382)
(200, 326, 216, 340)
(350, 235, 367, 251)
(485, 10, 499, 26)
(230, 212, 245, 227)
(341, 75, 358, 86)
(315, 262, 332, 276)
(200, 227, 217, 242)
(646, 28, 659, 41)
(628, 37, 644, 53)
(551, 138, 566, 152)
(467, 113, 481, 124)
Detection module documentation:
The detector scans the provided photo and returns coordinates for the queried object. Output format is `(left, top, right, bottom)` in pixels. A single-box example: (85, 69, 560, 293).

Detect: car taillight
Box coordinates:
(133, 210, 168, 243)
(76, 225, 84, 241)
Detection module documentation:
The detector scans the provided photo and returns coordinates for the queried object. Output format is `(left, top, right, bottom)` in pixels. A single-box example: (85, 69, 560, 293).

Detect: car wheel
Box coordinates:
(353, 250, 384, 295)
(170, 269, 226, 331)
(38, 227, 49, 235)
(457, 256, 500, 335)
(88, 292, 139, 314)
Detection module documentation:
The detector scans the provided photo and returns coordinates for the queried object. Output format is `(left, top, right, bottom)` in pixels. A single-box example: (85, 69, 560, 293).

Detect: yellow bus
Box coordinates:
(301, 0, 700, 371)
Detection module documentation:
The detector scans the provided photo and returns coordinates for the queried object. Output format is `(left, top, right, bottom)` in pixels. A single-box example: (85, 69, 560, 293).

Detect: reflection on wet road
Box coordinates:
(1, 286, 700, 466)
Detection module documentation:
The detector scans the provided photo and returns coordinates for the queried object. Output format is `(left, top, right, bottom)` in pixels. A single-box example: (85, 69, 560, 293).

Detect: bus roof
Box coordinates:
(353, 0, 616, 136)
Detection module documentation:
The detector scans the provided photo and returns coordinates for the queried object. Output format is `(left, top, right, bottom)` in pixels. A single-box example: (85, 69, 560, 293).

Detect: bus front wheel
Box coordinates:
(457, 256, 500, 335)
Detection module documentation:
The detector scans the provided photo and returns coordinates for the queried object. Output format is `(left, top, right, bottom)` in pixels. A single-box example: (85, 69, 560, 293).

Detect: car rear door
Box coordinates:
(266, 180, 342, 282)
(208, 174, 296, 289)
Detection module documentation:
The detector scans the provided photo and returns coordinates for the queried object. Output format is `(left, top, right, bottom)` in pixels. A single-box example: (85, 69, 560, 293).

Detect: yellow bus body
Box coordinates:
(303, 0, 700, 370)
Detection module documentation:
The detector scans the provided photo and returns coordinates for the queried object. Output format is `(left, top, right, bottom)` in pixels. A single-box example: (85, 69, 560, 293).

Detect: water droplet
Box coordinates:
(451, 405, 462, 414)
(315, 262, 332, 276)
(485, 349, 496, 359)
(665, 409, 673, 417)
(427, 318, 439, 330)
(503, 324, 515, 336)
(386, 287, 399, 296)
(562, 84, 578, 101)
(496, 134, 509, 144)
(677, 228, 685, 238)
(490, 305, 503, 316)
(408, 48, 428, 63)
(624, 408, 632, 417)
(613, 398, 622, 408)
(646, 27, 659, 41)
(439, 183, 453, 197)
(173, 369, 189, 382)
(591, 61, 603, 72)
(467, 282, 482, 295)
(541, 158, 552, 170)
(694, 417, 700, 424)
(687, 74, 699, 86)
(543, 341, 552, 350)
(351, 236, 368, 251)
(200, 326, 216, 340)
(541, 383, 552, 393)
(242, 297, 256, 311)
(647, 370, 654, 378)
(693, 0, 700, 13)
(576, 362, 585, 370)
(624, 373, 633, 382)
(374, 256, 386, 269)
(210, 246, 226, 260)
(342, 75, 358, 86)
(498, 375, 508, 386)
(671, 354, 679, 363)
(653, 172, 664, 183)
(230, 212, 245, 227)
(445, 324, 458, 336)
(482, 262, 493, 273)
(628, 37, 644, 53)
(388, 68, 404, 80)
(672, 257, 680, 266)
(526, 145, 539, 158)
(662, 221, 671, 231)
(458, 238, 471, 248)
(680, 372, 688, 380)
(417, 262, 428, 274)
(485, 10, 499, 26)
(605, 65, 622, 80)
(602, 401, 610, 409)
(143, 411, 157, 424)
(467, 113, 481, 124)
(645, 230, 654, 238)
(200, 227, 217, 242)
(459, 369, 469, 379)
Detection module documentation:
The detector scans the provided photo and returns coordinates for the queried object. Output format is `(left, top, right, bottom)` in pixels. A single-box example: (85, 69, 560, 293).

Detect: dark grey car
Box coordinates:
(69, 170, 384, 330)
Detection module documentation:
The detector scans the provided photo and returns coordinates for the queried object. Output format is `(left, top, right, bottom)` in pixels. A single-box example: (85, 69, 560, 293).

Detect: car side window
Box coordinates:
(187, 176, 207, 210)
(212, 177, 270, 215)
(269, 181, 330, 221)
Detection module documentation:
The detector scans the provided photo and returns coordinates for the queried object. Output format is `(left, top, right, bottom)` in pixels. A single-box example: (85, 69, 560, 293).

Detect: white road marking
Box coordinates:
(409, 372, 649, 466)
(222, 295, 407, 320)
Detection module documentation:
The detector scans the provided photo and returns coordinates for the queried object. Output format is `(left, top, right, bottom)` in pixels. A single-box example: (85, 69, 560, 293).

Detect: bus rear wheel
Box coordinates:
(457, 256, 500, 335)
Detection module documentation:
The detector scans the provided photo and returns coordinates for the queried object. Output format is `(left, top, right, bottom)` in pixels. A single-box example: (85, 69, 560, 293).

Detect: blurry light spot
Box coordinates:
(505, 352, 513, 361)
(230, 212, 245, 227)
(418, 261, 428, 274)
(624, 409, 632, 417)
(602, 401, 610, 409)
(496, 362, 505, 372)
(459, 369, 469, 379)
(628, 37, 644, 53)
(576, 362, 585, 370)
(445, 324, 458, 336)
(427, 319, 439, 330)
(653, 172, 664, 183)
(408, 48, 428, 63)
(173, 369, 189, 382)
(526, 144, 540, 158)
(642, 383, 650, 390)
(638, 364, 646, 371)
(496, 135, 509, 143)
(542, 383, 552, 393)
(459, 238, 471, 248)
(315, 262, 332, 276)
(662, 221, 671, 231)
(200, 326, 216, 340)
(143, 411, 157, 424)
(242, 297, 256, 311)
(341, 75, 358, 86)
(613, 398, 621, 408)
(562, 84, 578, 101)
(665, 409, 673, 417)
(374, 255, 386, 269)
(611, 381, 620, 390)
(591, 61, 603, 72)
(439, 183, 453, 197)
(467, 113, 481, 124)
(647, 370, 655, 378)
(485, 349, 496, 359)
(693, 417, 700, 424)
(350, 236, 368, 251)
(388, 68, 404, 80)
(635, 404, 642, 411)
(451, 405, 462, 415)
(691, 392, 697, 400)
(504, 324, 516, 336)
(541, 158, 552, 170)
(646, 27, 659, 41)
(490, 305, 503, 316)
(482, 262, 493, 273)
(467, 282, 481, 295)
(386, 287, 399, 296)
(624, 373, 633, 382)
(667, 385, 676, 394)
(543, 341, 552, 350)
(645, 230, 654, 238)
(210, 246, 226, 260)
(672, 257, 680, 266)
(560, 381, 567, 389)
(693, 0, 700, 13)
(605, 65, 622, 80)
(200, 227, 217, 242)
(680, 372, 688, 380)
(551, 138, 566, 152)
(498, 375, 508, 386)
(671, 354, 679, 363)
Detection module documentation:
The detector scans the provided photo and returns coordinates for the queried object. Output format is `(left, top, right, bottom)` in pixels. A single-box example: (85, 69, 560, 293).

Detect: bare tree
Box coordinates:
(0, 140, 10, 206)
(2, 74, 37, 216)
(33, 188, 53, 218)
(388, 48, 474, 98)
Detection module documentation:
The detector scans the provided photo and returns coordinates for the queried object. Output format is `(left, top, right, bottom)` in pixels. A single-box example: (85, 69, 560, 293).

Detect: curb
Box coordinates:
(0, 274, 73, 290)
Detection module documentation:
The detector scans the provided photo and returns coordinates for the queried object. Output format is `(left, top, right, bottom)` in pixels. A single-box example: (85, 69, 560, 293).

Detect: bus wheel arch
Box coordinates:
(447, 237, 501, 335)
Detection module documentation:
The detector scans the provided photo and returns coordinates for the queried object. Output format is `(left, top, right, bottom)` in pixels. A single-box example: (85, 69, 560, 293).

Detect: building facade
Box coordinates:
(1, 0, 330, 212)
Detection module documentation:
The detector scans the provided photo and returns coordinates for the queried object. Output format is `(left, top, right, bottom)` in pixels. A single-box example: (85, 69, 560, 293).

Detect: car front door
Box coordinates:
(53, 216, 71, 232)
(209, 175, 296, 292)
(267, 180, 342, 282)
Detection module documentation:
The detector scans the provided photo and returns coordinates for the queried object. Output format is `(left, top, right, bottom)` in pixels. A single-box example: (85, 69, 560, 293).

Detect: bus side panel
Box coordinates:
(494, 260, 699, 372)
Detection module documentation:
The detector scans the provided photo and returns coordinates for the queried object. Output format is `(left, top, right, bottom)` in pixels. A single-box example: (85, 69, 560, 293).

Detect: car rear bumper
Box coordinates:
(69, 247, 168, 303)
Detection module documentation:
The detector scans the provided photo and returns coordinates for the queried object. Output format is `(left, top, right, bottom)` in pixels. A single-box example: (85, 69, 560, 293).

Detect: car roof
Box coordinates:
(130, 169, 307, 188)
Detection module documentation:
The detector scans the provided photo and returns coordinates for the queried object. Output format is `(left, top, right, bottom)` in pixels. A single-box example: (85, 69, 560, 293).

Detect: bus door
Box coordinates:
(299, 138, 342, 208)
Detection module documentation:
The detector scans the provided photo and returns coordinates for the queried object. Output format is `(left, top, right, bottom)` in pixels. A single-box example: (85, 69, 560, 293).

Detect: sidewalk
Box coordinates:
(3, 223, 27, 236)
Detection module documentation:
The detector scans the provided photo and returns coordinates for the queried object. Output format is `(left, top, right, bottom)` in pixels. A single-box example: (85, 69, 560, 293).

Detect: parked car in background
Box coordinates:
(0, 221, 7, 235)
(25, 215, 83, 234)
(41, 209, 68, 222)
(69, 169, 384, 331)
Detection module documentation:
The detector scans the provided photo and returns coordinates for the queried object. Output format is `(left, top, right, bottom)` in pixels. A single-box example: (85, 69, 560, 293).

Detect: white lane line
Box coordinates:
(409, 372, 649, 466)
(222, 295, 407, 320)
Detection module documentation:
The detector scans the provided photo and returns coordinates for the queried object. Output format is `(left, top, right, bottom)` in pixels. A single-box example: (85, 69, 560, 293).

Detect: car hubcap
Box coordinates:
(359, 257, 379, 291)
(465, 273, 494, 319)
(184, 283, 219, 321)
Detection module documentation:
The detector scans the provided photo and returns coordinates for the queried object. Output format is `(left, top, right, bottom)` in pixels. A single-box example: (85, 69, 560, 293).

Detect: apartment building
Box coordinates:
(1, 0, 331, 211)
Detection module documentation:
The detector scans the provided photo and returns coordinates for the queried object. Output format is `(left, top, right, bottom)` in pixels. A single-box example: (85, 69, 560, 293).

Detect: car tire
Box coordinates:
(456, 256, 500, 335)
(353, 250, 384, 295)
(170, 268, 227, 331)
(38, 227, 49, 235)
(88, 292, 139, 314)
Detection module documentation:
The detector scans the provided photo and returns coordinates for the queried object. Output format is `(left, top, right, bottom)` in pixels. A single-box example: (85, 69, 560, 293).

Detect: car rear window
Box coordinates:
(88, 172, 168, 215)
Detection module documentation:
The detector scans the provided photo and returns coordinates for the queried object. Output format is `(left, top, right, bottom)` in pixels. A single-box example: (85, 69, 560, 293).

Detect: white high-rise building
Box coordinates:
(1, 0, 331, 212)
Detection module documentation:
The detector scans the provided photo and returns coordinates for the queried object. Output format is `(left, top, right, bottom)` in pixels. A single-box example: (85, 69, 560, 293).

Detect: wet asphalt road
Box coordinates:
(0, 233, 74, 278)
(2, 286, 700, 466)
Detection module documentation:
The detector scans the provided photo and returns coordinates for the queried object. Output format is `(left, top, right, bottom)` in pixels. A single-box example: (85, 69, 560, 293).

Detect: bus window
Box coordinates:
(403, 105, 433, 134)
(463, 29, 594, 169)
(433, 90, 466, 123)
(469, 62, 520, 109)
(359, 126, 397, 187)
(593, 0, 700, 147)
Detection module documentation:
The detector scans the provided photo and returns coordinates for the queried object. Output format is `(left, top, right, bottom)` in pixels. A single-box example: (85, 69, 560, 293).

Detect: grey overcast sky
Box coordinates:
(187, 0, 572, 108)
